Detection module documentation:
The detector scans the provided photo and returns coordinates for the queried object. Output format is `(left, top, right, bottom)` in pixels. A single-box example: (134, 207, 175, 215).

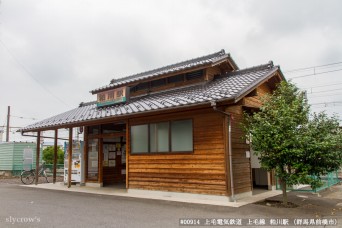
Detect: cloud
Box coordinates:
(0, 0, 342, 142)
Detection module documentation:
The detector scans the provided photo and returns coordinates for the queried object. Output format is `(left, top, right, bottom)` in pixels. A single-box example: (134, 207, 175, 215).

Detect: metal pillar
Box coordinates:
(6, 106, 10, 142)
(53, 129, 58, 184)
(35, 131, 41, 185)
(68, 128, 73, 188)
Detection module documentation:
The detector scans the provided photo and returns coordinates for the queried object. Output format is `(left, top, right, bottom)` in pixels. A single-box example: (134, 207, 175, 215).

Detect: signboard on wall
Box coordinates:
(96, 87, 129, 107)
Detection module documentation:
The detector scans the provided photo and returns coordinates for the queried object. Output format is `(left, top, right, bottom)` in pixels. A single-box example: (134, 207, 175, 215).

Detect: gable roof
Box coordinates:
(90, 49, 238, 94)
(21, 62, 281, 132)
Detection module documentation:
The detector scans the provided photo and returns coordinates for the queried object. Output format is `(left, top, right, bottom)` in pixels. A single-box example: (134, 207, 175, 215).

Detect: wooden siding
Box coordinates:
(227, 82, 273, 194)
(242, 83, 272, 108)
(127, 108, 228, 195)
(226, 105, 252, 194)
(205, 66, 221, 81)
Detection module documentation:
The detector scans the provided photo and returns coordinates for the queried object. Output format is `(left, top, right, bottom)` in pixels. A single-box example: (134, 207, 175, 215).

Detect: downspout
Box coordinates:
(210, 101, 235, 202)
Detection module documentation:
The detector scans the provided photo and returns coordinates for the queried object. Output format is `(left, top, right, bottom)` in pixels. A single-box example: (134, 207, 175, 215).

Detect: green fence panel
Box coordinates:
(276, 171, 340, 193)
(11, 164, 64, 177)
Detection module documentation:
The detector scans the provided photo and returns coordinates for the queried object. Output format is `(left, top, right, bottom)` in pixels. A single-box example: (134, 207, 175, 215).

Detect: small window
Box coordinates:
(168, 74, 184, 83)
(135, 82, 149, 91)
(131, 125, 148, 153)
(88, 126, 100, 135)
(151, 78, 166, 88)
(185, 70, 204, 81)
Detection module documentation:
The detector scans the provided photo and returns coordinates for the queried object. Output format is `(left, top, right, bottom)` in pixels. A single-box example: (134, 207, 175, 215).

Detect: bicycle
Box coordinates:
(20, 163, 49, 185)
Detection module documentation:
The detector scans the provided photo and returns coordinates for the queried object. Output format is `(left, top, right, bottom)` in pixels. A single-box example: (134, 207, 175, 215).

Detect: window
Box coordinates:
(151, 78, 166, 88)
(88, 126, 100, 135)
(185, 70, 204, 81)
(168, 74, 184, 83)
(130, 119, 193, 154)
(87, 139, 99, 181)
(150, 122, 169, 152)
(131, 125, 149, 153)
(130, 82, 149, 93)
(171, 120, 193, 151)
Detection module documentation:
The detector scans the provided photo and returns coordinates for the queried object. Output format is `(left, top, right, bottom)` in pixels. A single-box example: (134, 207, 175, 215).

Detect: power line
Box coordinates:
(0, 126, 22, 129)
(284, 61, 342, 73)
(10, 115, 37, 120)
(310, 101, 342, 106)
(0, 39, 71, 108)
(300, 81, 342, 90)
(287, 68, 342, 80)
(308, 93, 342, 99)
(305, 87, 342, 95)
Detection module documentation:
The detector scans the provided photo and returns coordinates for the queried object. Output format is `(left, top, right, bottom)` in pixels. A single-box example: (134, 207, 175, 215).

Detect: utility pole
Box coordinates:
(6, 106, 10, 142)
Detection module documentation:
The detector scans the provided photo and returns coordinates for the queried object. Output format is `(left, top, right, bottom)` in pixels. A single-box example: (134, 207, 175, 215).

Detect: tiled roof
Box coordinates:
(90, 49, 238, 94)
(21, 62, 280, 132)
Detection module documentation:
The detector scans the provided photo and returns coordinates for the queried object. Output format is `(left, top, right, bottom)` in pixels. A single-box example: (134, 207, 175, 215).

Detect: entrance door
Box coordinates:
(86, 122, 127, 186)
(103, 137, 126, 186)
(251, 148, 268, 188)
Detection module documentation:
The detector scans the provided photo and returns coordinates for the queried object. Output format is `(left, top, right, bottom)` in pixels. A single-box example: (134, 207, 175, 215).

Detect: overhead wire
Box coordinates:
(309, 101, 342, 106)
(308, 93, 342, 99)
(300, 81, 342, 90)
(305, 87, 342, 95)
(283, 62, 342, 112)
(10, 115, 37, 120)
(287, 68, 342, 79)
(284, 61, 342, 73)
(0, 38, 71, 108)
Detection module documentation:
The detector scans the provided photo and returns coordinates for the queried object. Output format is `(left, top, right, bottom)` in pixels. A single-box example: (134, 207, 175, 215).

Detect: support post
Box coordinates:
(98, 138, 103, 185)
(35, 131, 41, 185)
(68, 128, 73, 188)
(53, 129, 58, 184)
(6, 106, 10, 142)
(126, 120, 129, 190)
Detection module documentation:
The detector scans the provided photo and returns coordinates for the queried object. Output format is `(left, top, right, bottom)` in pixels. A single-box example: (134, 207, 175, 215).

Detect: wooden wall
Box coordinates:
(225, 105, 252, 195)
(126, 82, 273, 196)
(205, 66, 221, 81)
(226, 82, 273, 194)
(127, 108, 228, 195)
(242, 83, 272, 108)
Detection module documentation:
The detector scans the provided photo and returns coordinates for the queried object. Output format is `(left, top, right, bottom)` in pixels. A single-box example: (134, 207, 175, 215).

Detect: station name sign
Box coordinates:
(96, 87, 129, 107)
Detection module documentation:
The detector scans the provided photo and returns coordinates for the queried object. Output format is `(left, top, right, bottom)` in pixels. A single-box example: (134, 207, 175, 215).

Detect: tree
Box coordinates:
(243, 81, 342, 205)
(298, 112, 342, 189)
(42, 146, 64, 164)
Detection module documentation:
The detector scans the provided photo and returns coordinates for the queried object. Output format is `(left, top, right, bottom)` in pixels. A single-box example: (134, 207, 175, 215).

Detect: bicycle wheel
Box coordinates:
(21, 171, 35, 185)
(43, 171, 49, 183)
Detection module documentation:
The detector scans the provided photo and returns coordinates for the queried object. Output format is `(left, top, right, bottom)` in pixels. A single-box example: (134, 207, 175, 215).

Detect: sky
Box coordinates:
(1, 0, 342, 142)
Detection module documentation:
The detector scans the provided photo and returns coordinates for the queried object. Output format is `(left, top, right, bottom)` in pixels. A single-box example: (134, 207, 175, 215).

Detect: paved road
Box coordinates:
(0, 183, 341, 228)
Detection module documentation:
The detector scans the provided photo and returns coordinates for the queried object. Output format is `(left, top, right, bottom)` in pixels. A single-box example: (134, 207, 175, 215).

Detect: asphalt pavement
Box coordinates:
(0, 182, 341, 228)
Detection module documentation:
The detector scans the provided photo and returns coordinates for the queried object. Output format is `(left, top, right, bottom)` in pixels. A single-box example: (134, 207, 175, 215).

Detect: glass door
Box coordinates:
(87, 138, 99, 181)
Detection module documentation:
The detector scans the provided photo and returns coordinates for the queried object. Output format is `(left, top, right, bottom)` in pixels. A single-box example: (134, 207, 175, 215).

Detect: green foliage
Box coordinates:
(243, 81, 342, 204)
(42, 146, 64, 164)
